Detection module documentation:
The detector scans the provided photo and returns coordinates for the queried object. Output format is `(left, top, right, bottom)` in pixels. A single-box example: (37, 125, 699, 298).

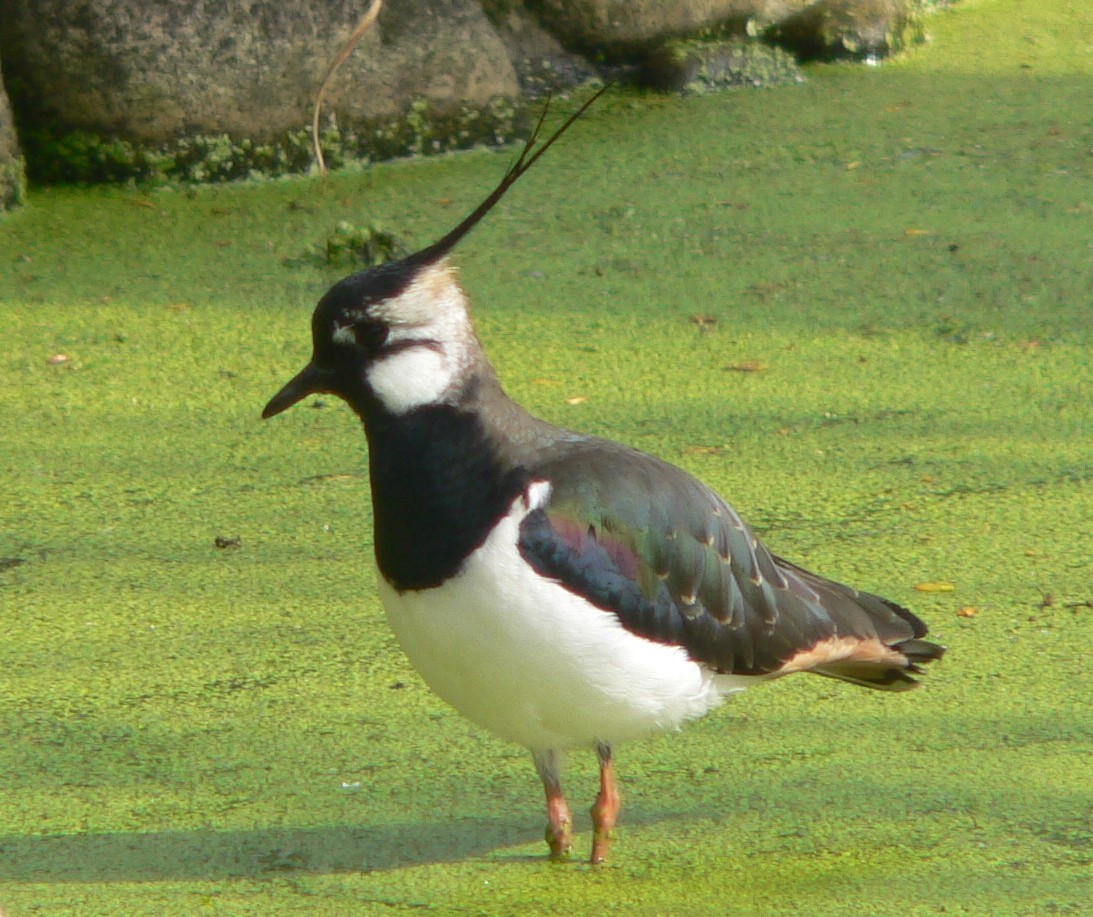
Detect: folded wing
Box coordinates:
(519, 441, 944, 690)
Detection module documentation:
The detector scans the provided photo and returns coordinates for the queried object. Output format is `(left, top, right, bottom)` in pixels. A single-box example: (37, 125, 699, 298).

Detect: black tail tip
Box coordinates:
(896, 638, 947, 667)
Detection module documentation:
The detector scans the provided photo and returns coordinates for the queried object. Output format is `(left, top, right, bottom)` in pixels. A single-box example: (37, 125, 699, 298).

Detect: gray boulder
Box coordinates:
(528, 0, 923, 61)
(528, 1, 813, 56)
(482, 1, 600, 95)
(0, 0, 520, 179)
(0, 52, 24, 210)
(0, 0, 517, 141)
(768, 0, 923, 59)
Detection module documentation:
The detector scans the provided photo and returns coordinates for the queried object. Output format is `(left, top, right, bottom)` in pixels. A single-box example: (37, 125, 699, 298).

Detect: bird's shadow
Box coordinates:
(0, 817, 543, 882)
(0, 805, 693, 882)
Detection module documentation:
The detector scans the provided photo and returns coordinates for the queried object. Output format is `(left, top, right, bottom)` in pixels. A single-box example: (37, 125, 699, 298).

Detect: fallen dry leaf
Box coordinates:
(683, 445, 722, 456)
(46, 354, 70, 365)
(565, 396, 587, 405)
(690, 315, 718, 328)
(905, 228, 934, 237)
(725, 361, 768, 373)
(915, 581, 955, 593)
(957, 606, 979, 618)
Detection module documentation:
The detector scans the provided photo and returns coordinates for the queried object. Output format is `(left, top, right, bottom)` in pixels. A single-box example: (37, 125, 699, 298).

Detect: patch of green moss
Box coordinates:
(768, 0, 938, 62)
(363, 95, 526, 162)
(320, 220, 408, 269)
(641, 38, 804, 93)
(21, 96, 527, 187)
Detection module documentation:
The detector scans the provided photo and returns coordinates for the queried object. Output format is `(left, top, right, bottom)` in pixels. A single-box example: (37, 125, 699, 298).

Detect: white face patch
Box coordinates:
(366, 341, 458, 414)
(361, 261, 477, 414)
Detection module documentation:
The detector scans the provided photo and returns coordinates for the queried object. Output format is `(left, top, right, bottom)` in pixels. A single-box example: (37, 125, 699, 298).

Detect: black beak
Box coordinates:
(262, 362, 330, 419)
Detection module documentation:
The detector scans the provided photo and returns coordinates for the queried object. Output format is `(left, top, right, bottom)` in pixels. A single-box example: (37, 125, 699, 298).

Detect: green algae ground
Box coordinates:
(1, 1, 1090, 914)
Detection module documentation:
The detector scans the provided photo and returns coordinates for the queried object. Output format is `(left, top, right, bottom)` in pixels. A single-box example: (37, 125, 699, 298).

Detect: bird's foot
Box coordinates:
(545, 792, 573, 860)
(589, 744, 619, 865)
(589, 791, 617, 864)
(545, 821, 573, 861)
(589, 824, 613, 865)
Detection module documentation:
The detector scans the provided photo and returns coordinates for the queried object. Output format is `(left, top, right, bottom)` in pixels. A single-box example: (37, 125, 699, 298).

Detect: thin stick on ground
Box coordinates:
(312, 0, 384, 180)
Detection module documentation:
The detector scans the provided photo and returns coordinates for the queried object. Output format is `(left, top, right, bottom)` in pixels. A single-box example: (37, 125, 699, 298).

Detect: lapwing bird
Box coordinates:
(263, 89, 945, 864)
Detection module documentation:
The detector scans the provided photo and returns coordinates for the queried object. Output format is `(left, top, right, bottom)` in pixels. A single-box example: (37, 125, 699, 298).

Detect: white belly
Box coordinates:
(377, 487, 755, 752)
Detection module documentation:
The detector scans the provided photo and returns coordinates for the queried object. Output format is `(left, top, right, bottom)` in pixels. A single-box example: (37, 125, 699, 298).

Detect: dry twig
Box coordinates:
(312, 0, 384, 179)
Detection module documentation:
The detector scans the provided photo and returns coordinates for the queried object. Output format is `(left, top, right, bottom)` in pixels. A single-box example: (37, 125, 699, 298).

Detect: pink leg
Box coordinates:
(590, 743, 619, 865)
(534, 750, 572, 860)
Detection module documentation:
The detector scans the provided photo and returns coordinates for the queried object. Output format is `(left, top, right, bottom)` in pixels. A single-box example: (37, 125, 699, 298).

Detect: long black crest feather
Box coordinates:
(410, 84, 611, 266)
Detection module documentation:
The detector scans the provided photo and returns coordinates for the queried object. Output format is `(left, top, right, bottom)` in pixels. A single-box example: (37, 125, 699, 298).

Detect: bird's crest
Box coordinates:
(407, 85, 611, 268)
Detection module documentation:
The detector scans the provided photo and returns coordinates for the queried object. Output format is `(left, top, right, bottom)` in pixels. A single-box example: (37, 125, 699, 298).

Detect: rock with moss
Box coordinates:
(0, 0, 520, 183)
(0, 53, 26, 211)
(767, 0, 927, 60)
(640, 37, 804, 92)
(15, 97, 527, 187)
(482, 0, 601, 96)
(529, 1, 814, 58)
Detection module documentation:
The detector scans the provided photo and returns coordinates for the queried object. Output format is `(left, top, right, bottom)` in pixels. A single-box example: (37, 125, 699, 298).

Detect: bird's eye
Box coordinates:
(353, 321, 389, 350)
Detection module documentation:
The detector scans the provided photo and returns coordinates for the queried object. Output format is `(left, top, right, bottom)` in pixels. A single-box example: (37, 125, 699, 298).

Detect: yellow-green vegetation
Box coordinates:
(1, 1, 1090, 914)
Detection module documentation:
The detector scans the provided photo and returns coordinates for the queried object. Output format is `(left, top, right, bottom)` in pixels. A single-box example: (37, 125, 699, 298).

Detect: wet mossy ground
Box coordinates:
(1, 1, 1090, 914)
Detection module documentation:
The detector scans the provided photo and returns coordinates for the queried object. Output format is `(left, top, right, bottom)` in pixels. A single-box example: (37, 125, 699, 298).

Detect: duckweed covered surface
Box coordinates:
(1, 1, 1090, 914)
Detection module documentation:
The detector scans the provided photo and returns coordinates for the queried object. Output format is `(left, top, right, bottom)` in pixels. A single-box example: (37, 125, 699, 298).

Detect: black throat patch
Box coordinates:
(362, 401, 529, 591)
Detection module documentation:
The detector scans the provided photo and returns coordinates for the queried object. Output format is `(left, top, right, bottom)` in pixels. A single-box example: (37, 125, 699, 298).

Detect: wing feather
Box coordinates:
(518, 439, 943, 688)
